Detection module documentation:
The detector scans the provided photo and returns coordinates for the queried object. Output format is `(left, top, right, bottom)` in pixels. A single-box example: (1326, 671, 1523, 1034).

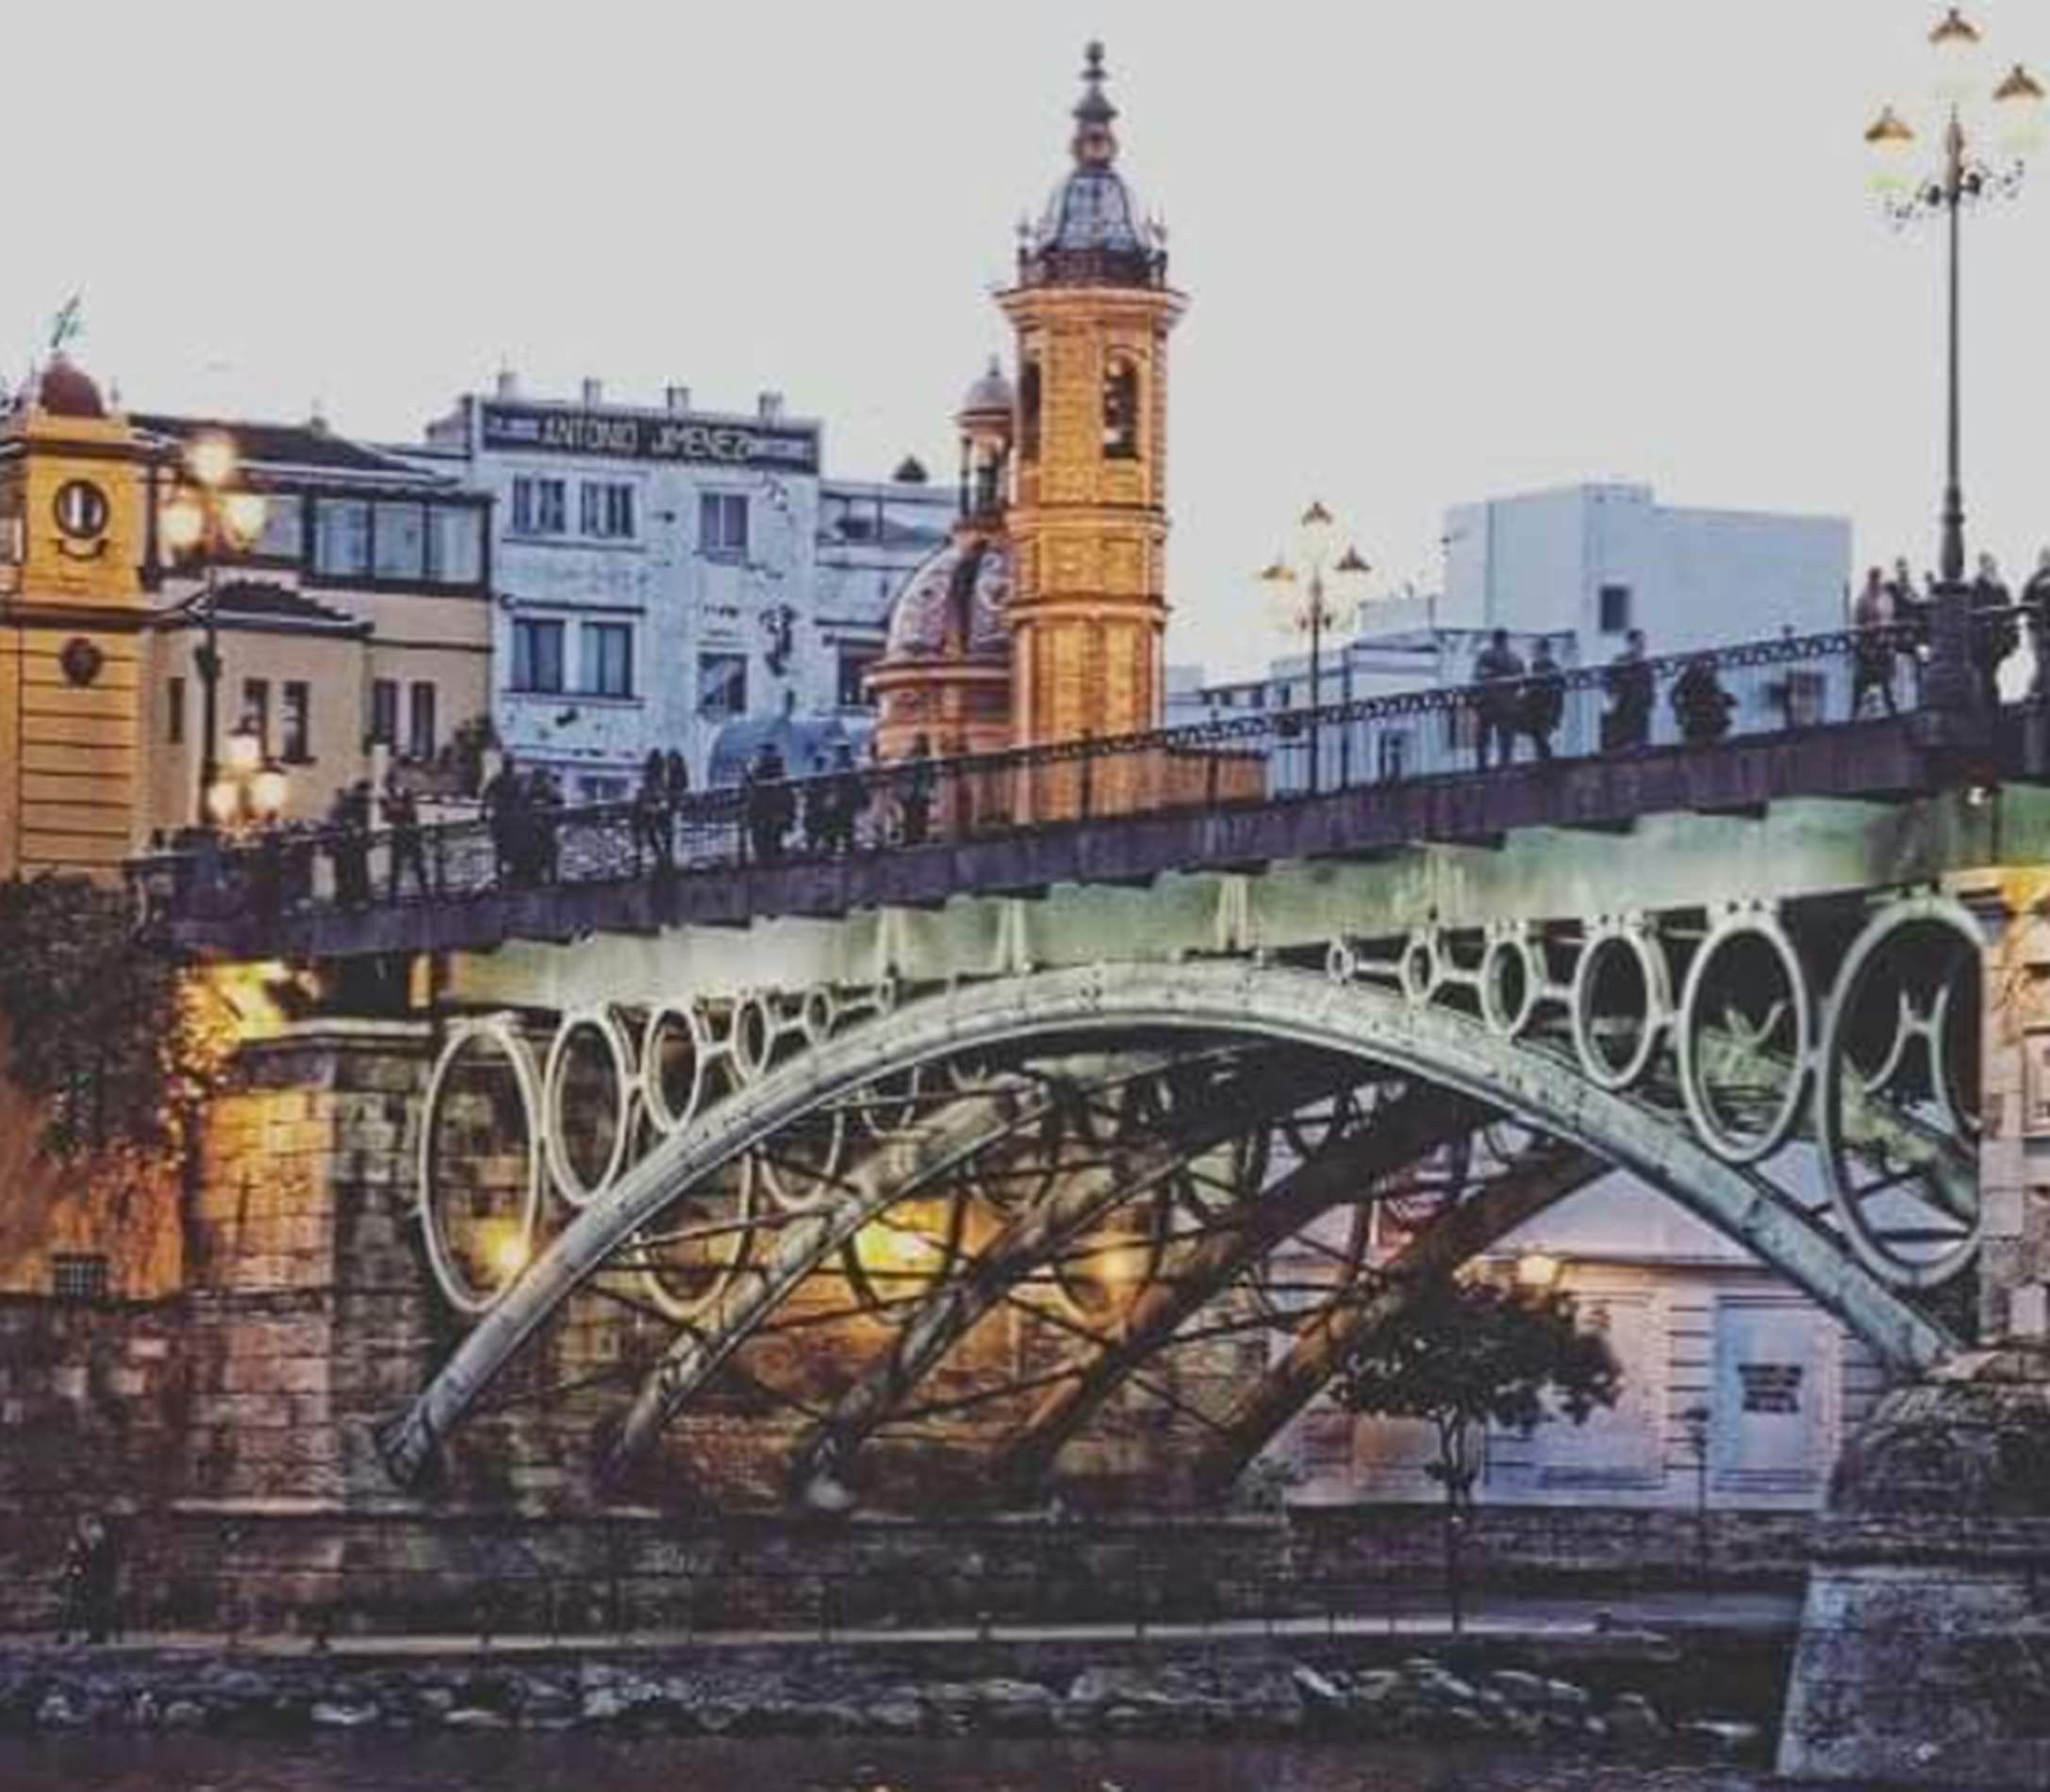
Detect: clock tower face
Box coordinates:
(53, 478, 110, 541)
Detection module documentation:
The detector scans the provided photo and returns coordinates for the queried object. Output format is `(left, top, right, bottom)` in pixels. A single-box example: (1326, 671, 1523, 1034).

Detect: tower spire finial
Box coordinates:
(1071, 40, 1118, 165)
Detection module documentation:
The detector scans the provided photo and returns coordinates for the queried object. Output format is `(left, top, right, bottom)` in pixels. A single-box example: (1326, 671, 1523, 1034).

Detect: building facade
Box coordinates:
(0, 357, 493, 873)
(408, 378, 949, 801)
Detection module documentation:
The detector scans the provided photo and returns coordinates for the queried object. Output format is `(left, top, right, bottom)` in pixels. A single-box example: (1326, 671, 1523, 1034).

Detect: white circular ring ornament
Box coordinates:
(418, 1016, 544, 1318)
(640, 1002, 717, 1137)
(1676, 908, 1812, 1165)
(1569, 921, 1671, 1091)
(1399, 929, 1440, 1006)
(1816, 894, 1983, 1290)
(1480, 930, 1541, 1039)
(541, 1006, 635, 1209)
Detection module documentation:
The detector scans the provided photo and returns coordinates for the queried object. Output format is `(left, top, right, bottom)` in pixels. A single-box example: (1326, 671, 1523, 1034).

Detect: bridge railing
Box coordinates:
(128, 609, 2032, 937)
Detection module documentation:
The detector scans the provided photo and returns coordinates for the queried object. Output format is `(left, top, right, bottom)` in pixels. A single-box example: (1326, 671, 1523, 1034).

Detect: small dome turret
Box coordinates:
(35, 354, 107, 419)
(957, 357, 1015, 431)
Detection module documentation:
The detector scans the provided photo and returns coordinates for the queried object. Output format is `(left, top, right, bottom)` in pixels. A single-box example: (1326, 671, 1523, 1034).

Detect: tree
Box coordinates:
(1329, 1270, 1621, 1630)
(0, 873, 232, 1164)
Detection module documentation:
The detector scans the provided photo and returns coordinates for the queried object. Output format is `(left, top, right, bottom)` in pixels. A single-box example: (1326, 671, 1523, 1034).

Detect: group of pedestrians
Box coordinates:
(1847, 549, 2050, 717)
(1470, 623, 1744, 771)
(631, 749, 691, 871)
(741, 735, 931, 864)
(480, 755, 566, 887)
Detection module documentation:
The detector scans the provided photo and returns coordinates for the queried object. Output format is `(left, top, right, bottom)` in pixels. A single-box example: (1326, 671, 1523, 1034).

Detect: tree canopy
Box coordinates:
(0, 873, 231, 1163)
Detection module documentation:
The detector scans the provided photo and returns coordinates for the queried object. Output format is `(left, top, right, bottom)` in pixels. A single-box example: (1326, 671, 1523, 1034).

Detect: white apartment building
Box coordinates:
(405, 377, 950, 799)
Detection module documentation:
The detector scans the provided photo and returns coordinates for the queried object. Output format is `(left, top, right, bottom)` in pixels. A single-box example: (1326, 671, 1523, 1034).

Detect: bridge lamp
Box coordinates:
(1261, 503, 1371, 796)
(1863, 3, 2042, 722)
(162, 435, 271, 831)
(483, 1221, 530, 1285)
(1514, 1250, 1564, 1292)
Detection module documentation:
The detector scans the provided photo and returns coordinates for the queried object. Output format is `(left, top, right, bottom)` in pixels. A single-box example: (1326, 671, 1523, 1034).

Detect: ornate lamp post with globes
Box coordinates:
(158, 434, 270, 828)
(1259, 501, 1370, 794)
(1864, 7, 2042, 713)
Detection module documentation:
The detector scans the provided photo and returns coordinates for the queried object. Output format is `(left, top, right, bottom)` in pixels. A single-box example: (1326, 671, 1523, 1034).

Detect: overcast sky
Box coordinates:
(6, 0, 2045, 675)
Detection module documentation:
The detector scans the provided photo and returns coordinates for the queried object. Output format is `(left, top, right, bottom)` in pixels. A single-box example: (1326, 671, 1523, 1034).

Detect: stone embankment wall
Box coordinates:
(0, 1637, 1777, 1758)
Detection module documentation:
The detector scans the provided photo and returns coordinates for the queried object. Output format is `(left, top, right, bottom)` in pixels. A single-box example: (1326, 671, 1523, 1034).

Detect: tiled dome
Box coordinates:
(881, 538, 1011, 661)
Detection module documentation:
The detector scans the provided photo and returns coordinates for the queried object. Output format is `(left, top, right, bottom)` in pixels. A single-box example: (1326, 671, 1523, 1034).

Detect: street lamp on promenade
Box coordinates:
(1260, 501, 1369, 793)
(159, 434, 268, 828)
(1865, 7, 2042, 710)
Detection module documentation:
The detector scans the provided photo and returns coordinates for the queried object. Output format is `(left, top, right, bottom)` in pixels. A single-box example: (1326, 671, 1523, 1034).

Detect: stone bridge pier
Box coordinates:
(1778, 872, 2050, 1787)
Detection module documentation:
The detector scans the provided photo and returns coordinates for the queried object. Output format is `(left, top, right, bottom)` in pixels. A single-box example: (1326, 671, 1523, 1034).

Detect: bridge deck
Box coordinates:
(138, 617, 2050, 963)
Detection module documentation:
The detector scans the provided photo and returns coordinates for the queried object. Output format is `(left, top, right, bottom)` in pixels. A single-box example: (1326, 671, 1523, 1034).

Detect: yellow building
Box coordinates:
(0, 357, 495, 884)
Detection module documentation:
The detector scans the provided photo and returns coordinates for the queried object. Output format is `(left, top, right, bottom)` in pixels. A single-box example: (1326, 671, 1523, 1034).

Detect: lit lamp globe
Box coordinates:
(1930, 6, 1983, 106)
(250, 765, 289, 821)
(1331, 544, 1372, 627)
(204, 781, 240, 827)
(1258, 555, 1300, 631)
(222, 489, 268, 549)
(225, 725, 263, 775)
(160, 494, 206, 555)
(186, 432, 238, 490)
(1296, 498, 1337, 572)
(1864, 106, 1917, 195)
(1994, 63, 2047, 158)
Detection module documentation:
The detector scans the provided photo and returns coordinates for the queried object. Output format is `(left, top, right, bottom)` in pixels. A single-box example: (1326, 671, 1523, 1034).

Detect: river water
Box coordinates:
(0, 1734, 1796, 1791)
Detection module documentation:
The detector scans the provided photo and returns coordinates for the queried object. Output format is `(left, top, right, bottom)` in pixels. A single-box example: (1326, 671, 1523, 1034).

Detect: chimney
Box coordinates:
(494, 366, 520, 400)
(757, 390, 785, 422)
(582, 377, 604, 407)
(665, 385, 692, 415)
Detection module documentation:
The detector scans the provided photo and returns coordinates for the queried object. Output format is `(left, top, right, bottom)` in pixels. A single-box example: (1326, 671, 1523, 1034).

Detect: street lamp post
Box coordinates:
(1260, 502, 1370, 795)
(159, 434, 269, 828)
(1865, 8, 2042, 713)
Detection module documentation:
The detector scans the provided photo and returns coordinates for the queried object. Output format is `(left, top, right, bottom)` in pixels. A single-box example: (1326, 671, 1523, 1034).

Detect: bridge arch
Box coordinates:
(382, 958, 1957, 1492)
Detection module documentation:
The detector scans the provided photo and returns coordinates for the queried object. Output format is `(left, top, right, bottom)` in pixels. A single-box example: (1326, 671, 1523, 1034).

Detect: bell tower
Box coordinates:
(1000, 42, 1184, 750)
(0, 356, 148, 880)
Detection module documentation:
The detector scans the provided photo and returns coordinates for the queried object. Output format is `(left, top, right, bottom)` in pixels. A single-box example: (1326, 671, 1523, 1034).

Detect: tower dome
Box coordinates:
(957, 357, 1015, 431)
(35, 354, 107, 419)
(1019, 42, 1164, 289)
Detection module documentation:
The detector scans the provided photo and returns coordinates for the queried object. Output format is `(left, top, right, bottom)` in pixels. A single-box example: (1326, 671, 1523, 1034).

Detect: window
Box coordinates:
(408, 681, 438, 761)
(1018, 359, 1042, 461)
(428, 506, 484, 584)
(167, 675, 185, 744)
(699, 491, 749, 558)
(579, 621, 634, 698)
(511, 475, 567, 537)
(241, 678, 271, 755)
(369, 679, 398, 745)
(698, 650, 749, 718)
(836, 646, 879, 709)
(512, 618, 566, 693)
(1598, 584, 1632, 635)
(1103, 356, 1140, 458)
(372, 502, 427, 579)
(579, 774, 629, 804)
(581, 481, 636, 540)
(1782, 669, 1826, 728)
(312, 499, 371, 576)
(254, 493, 302, 560)
(1377, 730, 1411, 782)
(281, 680, 310, 763)
(50, 1253, 108, 1303)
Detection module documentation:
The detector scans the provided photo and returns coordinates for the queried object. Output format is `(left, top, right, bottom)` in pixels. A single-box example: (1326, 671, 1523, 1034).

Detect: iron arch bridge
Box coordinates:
(382, 889, 1976, 1509)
